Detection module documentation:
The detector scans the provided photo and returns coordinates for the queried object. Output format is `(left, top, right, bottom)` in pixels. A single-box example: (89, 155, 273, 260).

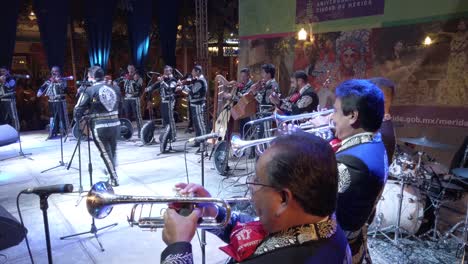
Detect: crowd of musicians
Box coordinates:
(1, 62, 398, 263)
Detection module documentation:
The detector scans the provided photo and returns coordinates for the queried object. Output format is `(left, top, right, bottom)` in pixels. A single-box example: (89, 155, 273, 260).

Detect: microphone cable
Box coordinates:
(16, 192, 35, 264)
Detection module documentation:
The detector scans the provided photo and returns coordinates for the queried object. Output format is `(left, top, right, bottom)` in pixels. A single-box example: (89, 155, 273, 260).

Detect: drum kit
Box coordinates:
(369, 136, 467, 257)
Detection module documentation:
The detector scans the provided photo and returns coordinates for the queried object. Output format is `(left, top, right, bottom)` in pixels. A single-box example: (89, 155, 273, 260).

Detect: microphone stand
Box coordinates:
(66, 117, 85, 204)
(60, 117, 117, 251)
(39, 193, 54, 264)
(41, 113, 77, 173)
(199, 140, 207, 264)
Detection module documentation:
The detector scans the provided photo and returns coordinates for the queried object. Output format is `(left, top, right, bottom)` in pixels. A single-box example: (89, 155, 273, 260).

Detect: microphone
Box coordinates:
(148, 71, 161, 75)
(187, 133, 219, 143)
(22, 184, 74, 195)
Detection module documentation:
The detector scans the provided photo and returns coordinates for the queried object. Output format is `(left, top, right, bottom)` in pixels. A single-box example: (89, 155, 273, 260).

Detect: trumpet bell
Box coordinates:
(87, 181, 115, 219)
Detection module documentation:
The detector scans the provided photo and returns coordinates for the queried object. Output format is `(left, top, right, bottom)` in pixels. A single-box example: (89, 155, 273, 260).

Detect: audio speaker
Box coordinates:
(0, 205, 26, 250)
(0, 124, 18, 147)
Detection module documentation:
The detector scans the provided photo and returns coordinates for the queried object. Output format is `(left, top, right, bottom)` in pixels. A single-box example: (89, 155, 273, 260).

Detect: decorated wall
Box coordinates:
(239, 0, 468, 164)
(239, 0, 468, 128)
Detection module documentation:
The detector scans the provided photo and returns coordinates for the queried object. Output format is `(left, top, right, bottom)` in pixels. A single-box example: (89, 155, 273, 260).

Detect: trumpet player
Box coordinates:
(0, 66, 20, 130)
(161, 132, 351, 264)
(269, 70, 319, 115)
(37, 66, 70, 139)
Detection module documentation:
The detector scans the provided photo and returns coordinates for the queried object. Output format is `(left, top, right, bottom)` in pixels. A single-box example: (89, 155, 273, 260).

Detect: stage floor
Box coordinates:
(0, 127, 465, 264)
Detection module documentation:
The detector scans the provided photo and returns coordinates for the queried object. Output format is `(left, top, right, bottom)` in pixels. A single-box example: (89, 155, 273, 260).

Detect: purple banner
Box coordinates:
(296, 0, 385, 23)
(392, 106, 468, 128)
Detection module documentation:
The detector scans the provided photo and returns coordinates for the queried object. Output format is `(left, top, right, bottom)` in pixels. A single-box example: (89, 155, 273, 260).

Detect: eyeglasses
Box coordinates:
(244, 175, 277, 195)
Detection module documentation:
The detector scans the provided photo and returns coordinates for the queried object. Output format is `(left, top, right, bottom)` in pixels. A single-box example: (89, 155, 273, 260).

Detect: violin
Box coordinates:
(49, 76, 74, 83)
(248, 80, 265, 94)
(176, 76, 197, 90)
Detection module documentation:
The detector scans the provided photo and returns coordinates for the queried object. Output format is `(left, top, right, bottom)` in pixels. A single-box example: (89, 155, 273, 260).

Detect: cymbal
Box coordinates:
(452, 168, 468, 179)
(398, 137, 454, 150)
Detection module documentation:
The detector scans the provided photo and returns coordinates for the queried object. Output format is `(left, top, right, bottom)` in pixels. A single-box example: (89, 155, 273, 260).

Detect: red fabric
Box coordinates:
(219, 221, 267, 262)
(289, 92, 301, 103)
(330, 138, 342, 152)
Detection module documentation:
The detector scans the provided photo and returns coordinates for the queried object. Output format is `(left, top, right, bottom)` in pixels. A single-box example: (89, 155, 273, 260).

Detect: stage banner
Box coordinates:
(296, 0, 385, 23)
(292, 18, 468, 128)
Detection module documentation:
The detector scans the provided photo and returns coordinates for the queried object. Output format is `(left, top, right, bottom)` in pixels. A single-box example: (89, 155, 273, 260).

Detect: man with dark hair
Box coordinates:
(270, 70, 319, 115)
(37, 66, 70, 139)
(181, 65, 208, 152)
(122, 64, 143, 138)
(252, 64, 279, 109)
(249, 64, 280, 140)
(331, 79, 388, 263)
(160, 132, 351, 263)
(74, 66, 121, 186)
(0, 66, 20, 130)
(146, 65, 178, 141)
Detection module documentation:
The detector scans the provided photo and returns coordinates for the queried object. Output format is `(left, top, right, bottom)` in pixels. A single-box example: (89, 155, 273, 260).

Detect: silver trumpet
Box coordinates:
(231, 124, 335, 157)
(246, 108, 334, 126)
(86, 181, 250, 230)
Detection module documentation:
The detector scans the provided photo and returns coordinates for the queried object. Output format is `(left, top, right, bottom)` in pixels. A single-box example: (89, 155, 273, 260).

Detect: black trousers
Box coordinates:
(161, 99, 177, 140)
(123, 97, 143, 136)
(48, 100, 69, 137)
(91, 122, 119, 180)
(0, 98, 20, 131)
(190, 103, 207, 138)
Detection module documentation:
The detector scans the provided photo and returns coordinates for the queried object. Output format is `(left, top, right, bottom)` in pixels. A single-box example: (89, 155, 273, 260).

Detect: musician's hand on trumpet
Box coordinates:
(305, 109, 333, 128)
(175, 183, 218, 217)
(162, 207, 202, 245)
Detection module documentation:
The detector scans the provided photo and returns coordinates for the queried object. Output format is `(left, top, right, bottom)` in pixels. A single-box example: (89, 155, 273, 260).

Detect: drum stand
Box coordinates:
(371, 175, 420, 246)
(419, 174, 449, 242)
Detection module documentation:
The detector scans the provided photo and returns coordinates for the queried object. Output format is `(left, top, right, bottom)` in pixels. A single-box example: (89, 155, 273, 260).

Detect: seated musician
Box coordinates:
(161, 132, 351, 264)
(269, 70, 319, 115)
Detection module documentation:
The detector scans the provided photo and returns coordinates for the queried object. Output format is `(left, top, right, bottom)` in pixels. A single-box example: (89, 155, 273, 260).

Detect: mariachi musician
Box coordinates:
(0, 66, 20, 131)
(145, 65, 178, 142)
(179, 65, 208, 152)
(221, 67, 254, 139)
(37, 66, 71, 139)
(121, 64, 143, 138)
(269, 70, 319, 115)
(249, 63, 279, 139)
(74, 66, 121, 187)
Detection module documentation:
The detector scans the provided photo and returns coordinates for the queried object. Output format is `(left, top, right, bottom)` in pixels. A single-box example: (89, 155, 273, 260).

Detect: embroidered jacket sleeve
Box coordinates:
(161, 242, 194, 264)
(255, 80, 279, 105)
(336, 154, 381, 231)
(37, 80, 51, 96)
